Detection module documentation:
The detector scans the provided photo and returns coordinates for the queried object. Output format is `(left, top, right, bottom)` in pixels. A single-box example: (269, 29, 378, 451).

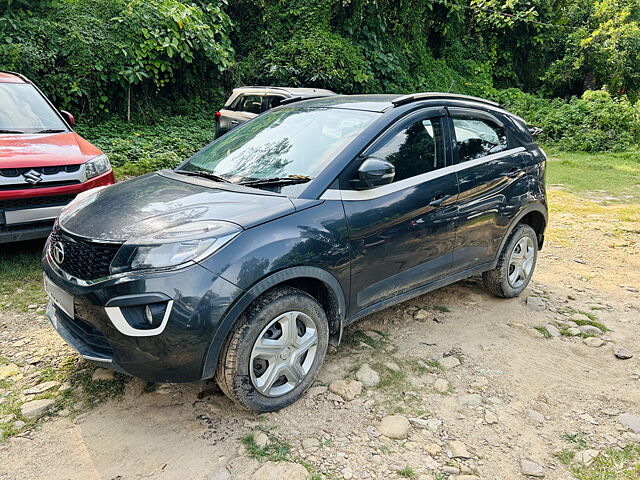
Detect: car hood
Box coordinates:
(59, 171, 298, 242)
(0, 132, 102, 167)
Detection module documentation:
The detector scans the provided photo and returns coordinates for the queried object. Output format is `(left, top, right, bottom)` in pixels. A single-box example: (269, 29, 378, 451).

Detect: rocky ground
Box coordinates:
(0, 187, 639, 480)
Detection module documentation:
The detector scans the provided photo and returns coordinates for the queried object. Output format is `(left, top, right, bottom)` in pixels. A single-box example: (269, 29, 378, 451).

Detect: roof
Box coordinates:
(0, 72, 27, 84)
(232, 86, 335, 96)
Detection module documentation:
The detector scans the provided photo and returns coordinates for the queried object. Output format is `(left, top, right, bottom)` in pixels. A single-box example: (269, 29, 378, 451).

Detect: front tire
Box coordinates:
(216, 286, 329, 412)
(483, 224, 538, 298)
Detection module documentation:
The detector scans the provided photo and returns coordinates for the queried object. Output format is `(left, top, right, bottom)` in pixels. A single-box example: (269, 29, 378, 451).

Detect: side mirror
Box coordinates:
(60, 110, 75, 126)
(352, 157, 395, 190)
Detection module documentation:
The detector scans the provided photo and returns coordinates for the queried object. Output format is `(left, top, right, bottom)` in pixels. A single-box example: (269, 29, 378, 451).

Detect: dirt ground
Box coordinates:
(1, 187, 639, 480)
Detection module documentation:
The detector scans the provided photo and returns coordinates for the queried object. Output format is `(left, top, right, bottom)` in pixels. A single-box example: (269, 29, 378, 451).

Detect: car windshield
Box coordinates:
(180, 107, 379, 183)
(0, 83, 68, 134)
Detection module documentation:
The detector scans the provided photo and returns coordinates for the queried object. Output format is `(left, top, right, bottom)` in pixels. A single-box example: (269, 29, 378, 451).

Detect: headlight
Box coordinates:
(109, 220, 242, 274)
(85, 154, 111, 179)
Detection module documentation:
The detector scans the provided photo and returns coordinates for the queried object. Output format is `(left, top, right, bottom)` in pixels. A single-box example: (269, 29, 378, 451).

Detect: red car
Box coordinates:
(0, 71, 115, 243)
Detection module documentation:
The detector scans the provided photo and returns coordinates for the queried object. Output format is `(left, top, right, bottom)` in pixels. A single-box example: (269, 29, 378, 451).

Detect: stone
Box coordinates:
(441, 356, 461, 370)
(23, 381, 58, 395)
(614, 345, 633, 359)
(252, 431, 270, 448)
(484, 410, 498, 424)
(328, 379, 363, 401)
(355, 364, 380, 387)
(306, 385, 328, 397)
(363, 330, 383, 341)
(458, 476, 480, 480)
(447, 440, 472, 459)
(378, 415, 411, 439)
(92, 368, 115, 381)
(414, 309, 430, 321)
(433, 378, 450, 393)
(250, 461, 308, 480)
(443, 466, 460, 475)
(0, 364, 20, 380)
(619, 413, 640, 434)
(341, 467, 354, 479)
(423, 442, 442, 456)
(207, 467, 231, 480)
(124, 377, 147, 397)
(574, 450, 599, 466)
(21, 398, 55, 419)
(584, 337, 605, 347)
(384, 362, 401, 372)
(526, 296, 545, 311)
(13, 420, 25, 429)
(302, 437, 320, 450)
(544, 324, 561, 337)
(567, 327, 581, 336)
(527, 409, 545, 423)
(580, 325, 603, 336)
(520, 459, 545, 477)
(458, 394, 482, 407)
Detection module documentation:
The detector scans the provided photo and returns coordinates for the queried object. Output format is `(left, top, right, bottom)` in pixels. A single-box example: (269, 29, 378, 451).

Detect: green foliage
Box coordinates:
(0, 0, 233, 114)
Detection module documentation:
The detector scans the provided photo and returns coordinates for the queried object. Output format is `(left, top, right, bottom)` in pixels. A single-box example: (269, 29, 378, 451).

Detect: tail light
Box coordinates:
(214, 111, 222, 123)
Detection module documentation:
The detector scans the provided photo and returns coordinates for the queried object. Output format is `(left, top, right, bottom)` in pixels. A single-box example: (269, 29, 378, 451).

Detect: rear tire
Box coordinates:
(483, 224, 538, 298)
(216, 286, 329, 412)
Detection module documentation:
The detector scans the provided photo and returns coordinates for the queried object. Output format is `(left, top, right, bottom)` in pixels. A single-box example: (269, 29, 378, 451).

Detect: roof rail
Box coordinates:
(238, 86, 293, 94)
(391, 92, 501, 108)
(279, 94, 334, 106)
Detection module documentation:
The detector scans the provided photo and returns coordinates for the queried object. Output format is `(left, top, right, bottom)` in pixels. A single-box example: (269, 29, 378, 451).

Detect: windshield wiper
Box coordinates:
(174, 169, 232, 183)
(240, 175, 313, 187)
(0, 129, 25, 134)
(34, 129, 66, 134)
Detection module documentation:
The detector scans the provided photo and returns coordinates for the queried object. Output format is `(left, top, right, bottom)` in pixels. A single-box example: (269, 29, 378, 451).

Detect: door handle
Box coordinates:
(428, 193, 450, 207)
(506, 168, 520, 178)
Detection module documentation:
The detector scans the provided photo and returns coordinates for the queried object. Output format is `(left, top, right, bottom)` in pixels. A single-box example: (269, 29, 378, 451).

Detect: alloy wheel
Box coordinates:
(507, 236, 535, 288)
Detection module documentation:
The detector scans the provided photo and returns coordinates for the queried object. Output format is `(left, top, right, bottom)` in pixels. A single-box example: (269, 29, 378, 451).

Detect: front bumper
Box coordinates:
(43, 257, 243, 383)
(0, 171, 115, 244)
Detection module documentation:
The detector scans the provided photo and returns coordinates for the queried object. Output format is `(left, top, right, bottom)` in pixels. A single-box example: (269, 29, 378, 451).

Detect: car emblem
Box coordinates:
(52, 241, 65, 265)
(23, 169, 43, 185)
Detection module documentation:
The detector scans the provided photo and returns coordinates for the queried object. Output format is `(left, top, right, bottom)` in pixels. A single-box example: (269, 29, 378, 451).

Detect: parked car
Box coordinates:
(0, 71, 115, 244)
(43, 93, 547, 412)
(214, 86, 335, 137)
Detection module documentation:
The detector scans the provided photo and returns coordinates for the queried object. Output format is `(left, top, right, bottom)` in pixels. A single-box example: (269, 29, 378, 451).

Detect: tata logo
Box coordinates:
(51, 242, 65, 265)
(23, 169, 43, 185)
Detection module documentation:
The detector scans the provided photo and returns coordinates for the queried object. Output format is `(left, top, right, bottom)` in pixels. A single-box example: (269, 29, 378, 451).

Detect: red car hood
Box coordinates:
(0, 132, 102, 167)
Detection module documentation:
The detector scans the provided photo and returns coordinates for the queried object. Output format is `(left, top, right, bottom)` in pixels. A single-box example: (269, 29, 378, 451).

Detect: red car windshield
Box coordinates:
(0, 83, 68, 134)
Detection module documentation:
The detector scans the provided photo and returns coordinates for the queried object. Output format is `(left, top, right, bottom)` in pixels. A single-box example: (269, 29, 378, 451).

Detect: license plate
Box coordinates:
(44, 275, 74, 318)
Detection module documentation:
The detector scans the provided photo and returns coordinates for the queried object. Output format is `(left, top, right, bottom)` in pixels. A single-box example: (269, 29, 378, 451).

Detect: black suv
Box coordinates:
(43, 93, 547, 412)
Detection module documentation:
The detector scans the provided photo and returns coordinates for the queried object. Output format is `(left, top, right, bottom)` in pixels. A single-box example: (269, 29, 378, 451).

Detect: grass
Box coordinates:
(563, 431, 588, 448)
(572, 445, 640, 479)
(0, 239, 47, 312)
(555, 449, 576, 465)
(547, 149, 640, 203)
(535, 326, 552, 338)
(241, 433, 292, 462)
(396, 467, 416, 478)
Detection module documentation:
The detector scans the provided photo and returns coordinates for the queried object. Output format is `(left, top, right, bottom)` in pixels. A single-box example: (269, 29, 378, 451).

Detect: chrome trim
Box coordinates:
(80, 354, 112, 363)
(320, 147, 525, 201)
(5, 205, 64, 225)
(0, 164, 86, 187)
(104, 300, 174, 337)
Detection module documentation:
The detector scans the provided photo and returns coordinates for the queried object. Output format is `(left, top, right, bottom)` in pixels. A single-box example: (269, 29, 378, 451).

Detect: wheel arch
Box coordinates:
(201, 266, 346, 380)
(494, 203, 548, 267)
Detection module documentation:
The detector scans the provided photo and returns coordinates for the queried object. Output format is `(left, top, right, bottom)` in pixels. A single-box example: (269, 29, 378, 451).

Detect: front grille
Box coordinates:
(0, 194, 76, 210)
(0, 165, 81, 177)
(55, 307, 113, 357)
(50, 226, 122, 281)
(1, 180, 81, 191)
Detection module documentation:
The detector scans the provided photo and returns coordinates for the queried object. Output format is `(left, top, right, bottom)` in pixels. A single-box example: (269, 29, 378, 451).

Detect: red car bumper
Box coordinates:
(0, 170, 116, 243)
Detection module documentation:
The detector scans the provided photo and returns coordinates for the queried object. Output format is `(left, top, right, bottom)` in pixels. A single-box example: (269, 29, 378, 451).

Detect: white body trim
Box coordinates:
(5, 205, 64, 224)
(320, 147, 525, 201)
(105, 300, 174, 337)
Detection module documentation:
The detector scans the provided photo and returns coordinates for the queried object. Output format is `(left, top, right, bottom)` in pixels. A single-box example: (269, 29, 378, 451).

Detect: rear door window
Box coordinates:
(452, 116, 507, 162)
(264, 96, 285, 110)
(238, 95, 263, 114)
